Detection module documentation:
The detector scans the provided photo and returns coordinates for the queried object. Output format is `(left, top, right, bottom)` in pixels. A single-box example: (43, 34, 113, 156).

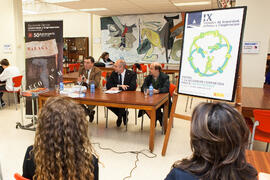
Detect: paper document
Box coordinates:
(105, 90, 121, 94)
(259, 172, 270, 180)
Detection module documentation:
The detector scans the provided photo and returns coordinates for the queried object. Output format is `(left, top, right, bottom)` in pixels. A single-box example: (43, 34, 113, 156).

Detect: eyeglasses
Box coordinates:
(84, 61, 91, 64)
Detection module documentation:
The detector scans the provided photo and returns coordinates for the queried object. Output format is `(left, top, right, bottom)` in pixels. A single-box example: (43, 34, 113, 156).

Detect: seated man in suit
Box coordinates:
(77, 56, 101, 122)
(139, 62, 171, 126)
(106, 59, 137, 127)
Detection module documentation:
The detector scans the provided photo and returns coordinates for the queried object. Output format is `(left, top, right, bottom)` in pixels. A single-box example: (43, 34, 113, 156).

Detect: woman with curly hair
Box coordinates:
(165, 102, 257, 180)
(22, 96, 98, 180)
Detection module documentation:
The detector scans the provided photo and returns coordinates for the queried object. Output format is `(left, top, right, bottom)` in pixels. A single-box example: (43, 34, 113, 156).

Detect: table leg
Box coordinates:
(38, 97, 44, 110)
(163, 99, 169, 134)
(149, 109, 156, 152)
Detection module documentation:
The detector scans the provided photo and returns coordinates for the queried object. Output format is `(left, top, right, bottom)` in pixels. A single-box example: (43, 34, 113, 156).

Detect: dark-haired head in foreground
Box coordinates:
(166, 102, 257, 180)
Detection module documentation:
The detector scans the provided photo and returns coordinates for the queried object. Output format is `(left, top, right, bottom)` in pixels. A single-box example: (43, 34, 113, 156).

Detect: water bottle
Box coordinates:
(90, 81, 95, 93)
(149, 84, 153, 97)
(59, 81, 64, 92)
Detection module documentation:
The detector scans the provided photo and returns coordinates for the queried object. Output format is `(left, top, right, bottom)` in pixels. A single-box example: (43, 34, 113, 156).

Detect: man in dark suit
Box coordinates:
(106, 59, 137, 127)
(139, 62, 171, 126)
(78, 56, 101, 122)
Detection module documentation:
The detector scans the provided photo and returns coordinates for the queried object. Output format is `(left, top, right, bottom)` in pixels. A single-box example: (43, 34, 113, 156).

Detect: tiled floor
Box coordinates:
(0, 96, 268, 180)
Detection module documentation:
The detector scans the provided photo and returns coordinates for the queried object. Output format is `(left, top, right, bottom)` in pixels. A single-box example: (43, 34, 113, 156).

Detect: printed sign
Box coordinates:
(178, 7, 246, 101)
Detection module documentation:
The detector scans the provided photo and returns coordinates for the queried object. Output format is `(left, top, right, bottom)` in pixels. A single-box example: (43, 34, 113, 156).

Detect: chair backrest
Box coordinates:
(102, 79, 107, 87)
(101, 71, 107, 78)
(75, 63, 80, 71)
(132, 64, 137, 72)
(68, 64, 74, 72)
(253, 109, 270, 133)
(169, 83, 176, 97)
(140, 64, 147, 73)
(14, 173, 29, 180)
(12, 75, 23, 88)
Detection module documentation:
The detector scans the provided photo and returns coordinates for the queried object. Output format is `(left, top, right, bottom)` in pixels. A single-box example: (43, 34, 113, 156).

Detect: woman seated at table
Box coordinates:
(22, 96, 99, 180)
(165, 102, 257, 180)
(98, 52, 114, 65)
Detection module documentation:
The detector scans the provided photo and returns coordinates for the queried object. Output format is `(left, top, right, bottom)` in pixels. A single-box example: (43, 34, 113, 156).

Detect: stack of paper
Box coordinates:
(105, 90, 121, 94)
(259, 172, 270, 180)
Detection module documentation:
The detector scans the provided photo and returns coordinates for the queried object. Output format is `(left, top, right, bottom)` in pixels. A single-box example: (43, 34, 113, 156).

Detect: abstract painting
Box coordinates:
(101, 12, 185, 64)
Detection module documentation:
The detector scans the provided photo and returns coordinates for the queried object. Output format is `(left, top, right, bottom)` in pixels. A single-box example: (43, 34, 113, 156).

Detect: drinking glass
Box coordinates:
(55, 84, 60, 94)
(144, 88, 148, 97)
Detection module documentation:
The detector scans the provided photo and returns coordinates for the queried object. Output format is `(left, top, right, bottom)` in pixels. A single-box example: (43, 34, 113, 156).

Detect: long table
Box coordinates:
(38, 89, 169, 152)
(242, 85, 270, 118)
(246, 150, 270, 174)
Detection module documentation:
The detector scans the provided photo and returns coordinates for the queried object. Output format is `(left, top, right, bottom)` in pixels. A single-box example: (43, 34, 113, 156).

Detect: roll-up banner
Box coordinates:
(25, 21, 63, 115)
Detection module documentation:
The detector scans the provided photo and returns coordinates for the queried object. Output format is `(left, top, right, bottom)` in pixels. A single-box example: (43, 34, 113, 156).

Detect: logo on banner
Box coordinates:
(187, 12, 202, 28)
(203, 13, 213, 22)
(28, 33, 33, 38)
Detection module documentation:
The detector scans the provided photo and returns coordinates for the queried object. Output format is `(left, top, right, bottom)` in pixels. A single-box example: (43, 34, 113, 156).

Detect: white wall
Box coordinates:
(0, 0, 24, 71)
(23, 11, 92, 56)
(237, 0, 270, 87)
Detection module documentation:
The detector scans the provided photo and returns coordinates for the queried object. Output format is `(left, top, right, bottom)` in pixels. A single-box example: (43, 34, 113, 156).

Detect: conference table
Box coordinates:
(242, 85, 270, 118)
(38, 89, 169, 152)
(246, 150, 270, 174)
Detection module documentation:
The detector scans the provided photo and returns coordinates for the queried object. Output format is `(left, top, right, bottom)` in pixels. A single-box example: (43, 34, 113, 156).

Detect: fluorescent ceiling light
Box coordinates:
(80, 8, 108, 12)
(42, 0, 80, 3)
(174, 1, 211, 6)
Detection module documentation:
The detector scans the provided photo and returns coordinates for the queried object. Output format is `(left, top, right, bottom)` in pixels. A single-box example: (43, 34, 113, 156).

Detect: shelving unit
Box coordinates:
(63, 37, 89, 73)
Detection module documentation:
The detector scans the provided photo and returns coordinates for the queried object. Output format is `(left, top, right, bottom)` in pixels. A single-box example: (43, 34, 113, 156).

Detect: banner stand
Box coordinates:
(161, 56, 242, 156)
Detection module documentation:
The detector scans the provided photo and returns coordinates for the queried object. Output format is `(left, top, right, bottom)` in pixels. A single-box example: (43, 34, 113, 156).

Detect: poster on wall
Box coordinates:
(25, 21, 63, 114)
(242, 41, 260, 54)
(178, 7, 246, 101)
(101, 13, 185, 64)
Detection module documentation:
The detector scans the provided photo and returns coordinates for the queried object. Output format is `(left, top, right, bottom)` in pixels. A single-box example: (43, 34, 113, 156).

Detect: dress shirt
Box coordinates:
(0, 66, 20, 91)
(119, 69, 126, 85)
(86, 68, 92, 84)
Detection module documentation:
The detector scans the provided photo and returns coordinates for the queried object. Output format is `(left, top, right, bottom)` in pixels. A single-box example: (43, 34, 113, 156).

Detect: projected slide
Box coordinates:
(178, 7, 246, 101)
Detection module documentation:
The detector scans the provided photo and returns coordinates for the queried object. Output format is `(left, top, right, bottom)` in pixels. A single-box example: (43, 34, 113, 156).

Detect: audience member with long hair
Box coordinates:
(22, 96, 98, 180)
(98, 52, 114, 64)
(165, 102, 257, 180)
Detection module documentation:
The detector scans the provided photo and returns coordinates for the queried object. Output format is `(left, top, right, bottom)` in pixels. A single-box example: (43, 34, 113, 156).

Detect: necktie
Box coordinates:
(118, 74, 122, 85)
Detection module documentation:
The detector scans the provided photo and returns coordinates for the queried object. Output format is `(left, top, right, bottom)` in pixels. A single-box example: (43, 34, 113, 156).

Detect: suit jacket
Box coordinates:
(141, 72, 170, 93)
(106, 69, 137, 91)
(79, 66, 101, 88)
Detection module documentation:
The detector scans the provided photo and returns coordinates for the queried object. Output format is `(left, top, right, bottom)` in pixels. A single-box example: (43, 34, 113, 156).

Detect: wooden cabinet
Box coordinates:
(63, 37, 89, 64)
(63, 37, 89, 74)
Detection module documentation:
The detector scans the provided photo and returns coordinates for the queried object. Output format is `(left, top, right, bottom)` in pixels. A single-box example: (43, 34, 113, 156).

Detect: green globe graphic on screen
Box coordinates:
(188, 30, 232, 77)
